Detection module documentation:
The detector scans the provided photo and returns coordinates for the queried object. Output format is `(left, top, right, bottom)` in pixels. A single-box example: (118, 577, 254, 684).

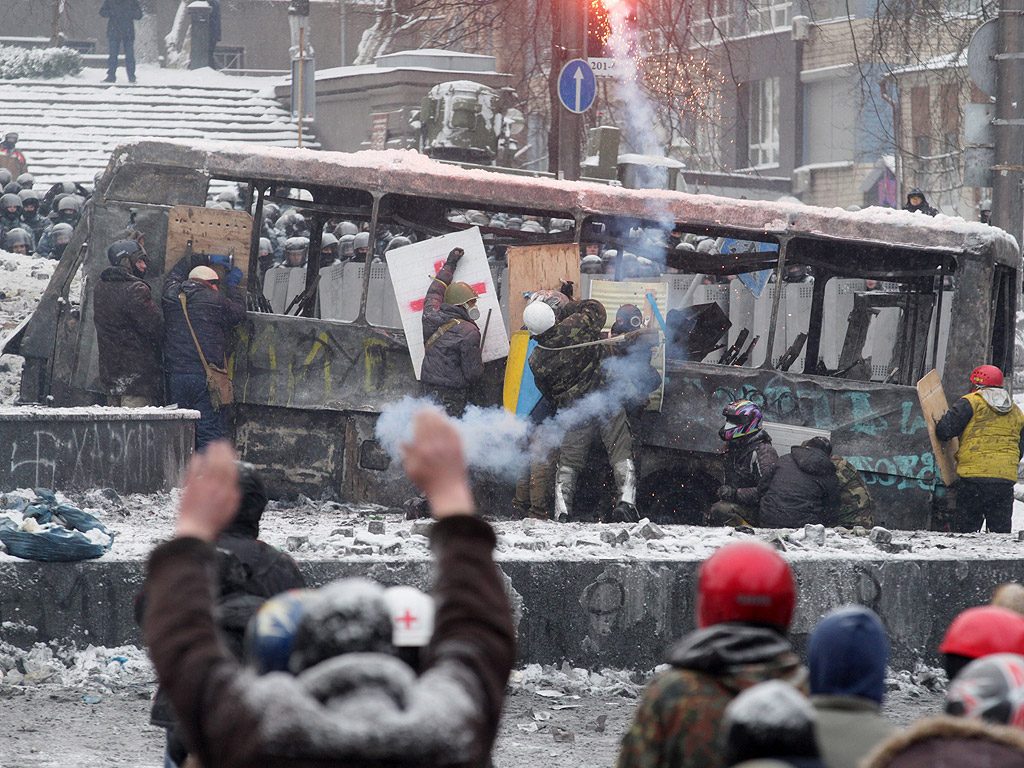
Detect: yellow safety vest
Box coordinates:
(956, 390, 1024, 481)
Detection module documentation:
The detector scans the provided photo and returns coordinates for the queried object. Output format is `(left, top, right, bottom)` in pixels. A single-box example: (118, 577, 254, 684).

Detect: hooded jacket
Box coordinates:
(143, 515, 515, 768)
(617, 623, 807, 768)
(529, 299, 608, 409)
(903, 190, 938, 217)
(99, 0, 143, 40)
(807, 608, 895, 768)
(861, 715, 1024, 768)
(936, 387, 1024, 482)
(93, 264, 164, 397)
(759, 445, 841, 528)
(420, 255, 483, 390)
(161, 256, 246, 376)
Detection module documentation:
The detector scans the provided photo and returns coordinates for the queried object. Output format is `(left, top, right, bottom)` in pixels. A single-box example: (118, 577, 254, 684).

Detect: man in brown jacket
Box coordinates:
(142, 408, 515, 768)
(93, 239, 163, 406)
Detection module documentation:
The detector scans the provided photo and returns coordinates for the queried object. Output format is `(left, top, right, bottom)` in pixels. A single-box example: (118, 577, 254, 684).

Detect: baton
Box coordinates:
(479, 308, 492, 349)
(645, 292, 668, 336)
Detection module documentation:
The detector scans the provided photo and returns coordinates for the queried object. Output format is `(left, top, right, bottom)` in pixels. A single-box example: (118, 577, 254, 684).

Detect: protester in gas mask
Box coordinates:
(419, 247, 483, 417)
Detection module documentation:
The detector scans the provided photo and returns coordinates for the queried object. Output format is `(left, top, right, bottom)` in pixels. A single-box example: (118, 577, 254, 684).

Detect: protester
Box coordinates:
(759, 437, 841, 528)
(142, 407, 516, 768)
(708, 400, 778, 527)
(939, 605, 1024, 680)
(93, 239, 163, 406)
(720, 680, 826, 768)
(0, 132, 27, 173)
(862, 654, 1024, 767)
(936, 365, 1024, 533)
(527, 295, 643, 523)
(420, 246, 483, 417)
(807, 606, 895, 768)
(148, 460, 306, 768)
(903, 188, 938, 216)
(161, 256, 245, 449)
(100, 0, 143, 83)
(618, 540, 805, 768)
(812, 438, 875, 529)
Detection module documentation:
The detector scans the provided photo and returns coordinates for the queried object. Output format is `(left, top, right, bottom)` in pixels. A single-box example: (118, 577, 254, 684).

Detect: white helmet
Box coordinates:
(188, 265, 219, 282)
(523, 299, 556, 335)
(382, 586, 435, 648)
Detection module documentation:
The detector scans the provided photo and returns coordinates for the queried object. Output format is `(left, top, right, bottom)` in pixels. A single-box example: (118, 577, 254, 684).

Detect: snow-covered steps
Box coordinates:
(0, 67, 318, 188)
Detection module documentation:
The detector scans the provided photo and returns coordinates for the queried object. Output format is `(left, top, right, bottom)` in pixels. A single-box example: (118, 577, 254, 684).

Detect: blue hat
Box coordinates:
(808, 605, 889, 704)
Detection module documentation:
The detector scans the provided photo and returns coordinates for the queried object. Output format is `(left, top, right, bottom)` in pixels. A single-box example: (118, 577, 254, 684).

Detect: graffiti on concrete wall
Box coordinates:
(6, 420, 180, 493)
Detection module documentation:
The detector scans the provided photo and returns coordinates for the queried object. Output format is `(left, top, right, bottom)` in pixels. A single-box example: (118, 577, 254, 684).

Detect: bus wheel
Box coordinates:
(641, 470, 718, 526)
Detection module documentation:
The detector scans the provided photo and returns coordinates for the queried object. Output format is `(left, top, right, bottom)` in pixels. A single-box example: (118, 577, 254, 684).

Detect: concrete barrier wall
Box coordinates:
(0, 407, 197, 494)
(0, 554, 1016, 671)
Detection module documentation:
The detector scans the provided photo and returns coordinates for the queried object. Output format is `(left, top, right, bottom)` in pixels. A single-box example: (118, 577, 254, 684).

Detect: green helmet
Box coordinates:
(444, 281, 478, 306)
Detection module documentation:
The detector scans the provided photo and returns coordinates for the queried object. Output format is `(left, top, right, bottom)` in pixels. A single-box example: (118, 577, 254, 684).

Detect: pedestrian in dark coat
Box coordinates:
(807, 607, 895, 768)
(142, 410, 516, 768)
(161, 256, 245, 450)
(903, 188, 938, 216)
(100, 0, 143, 83)
(93, 239, 163, 405)
(420, 247, 483, 417)
(145, 461, 306, 768)
(759, 440, 840, 528)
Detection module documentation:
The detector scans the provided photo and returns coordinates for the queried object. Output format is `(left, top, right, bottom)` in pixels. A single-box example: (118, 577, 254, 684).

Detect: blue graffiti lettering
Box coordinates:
(900, 400, 927, 436)
(841, 391, 889, 436)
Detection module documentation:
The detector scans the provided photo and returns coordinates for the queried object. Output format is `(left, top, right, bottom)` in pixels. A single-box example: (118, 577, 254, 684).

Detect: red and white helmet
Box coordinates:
(970, 365, 1004, 389)
(946, 653, 1024, 726)
(697, 541, 796, 630)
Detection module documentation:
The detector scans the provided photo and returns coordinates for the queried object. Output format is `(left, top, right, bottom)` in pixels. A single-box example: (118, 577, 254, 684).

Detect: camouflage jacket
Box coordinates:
(529, 299, 607, 409)
(617, 623, 807, 768)
(832, 456, 874, 528)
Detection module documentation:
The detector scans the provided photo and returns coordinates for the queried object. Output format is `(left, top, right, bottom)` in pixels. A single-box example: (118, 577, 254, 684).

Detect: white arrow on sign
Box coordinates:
(573, 65, 584, 112)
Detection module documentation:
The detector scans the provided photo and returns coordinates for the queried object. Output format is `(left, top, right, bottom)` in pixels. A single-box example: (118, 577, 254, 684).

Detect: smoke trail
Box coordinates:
(374, 337, 659, 482)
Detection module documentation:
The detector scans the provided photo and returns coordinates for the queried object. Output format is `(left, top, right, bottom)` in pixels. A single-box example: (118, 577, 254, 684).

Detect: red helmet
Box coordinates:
(697, 541, 796, 630)
(939, 606, 1024, 659)
(970, 365, 1004, 389)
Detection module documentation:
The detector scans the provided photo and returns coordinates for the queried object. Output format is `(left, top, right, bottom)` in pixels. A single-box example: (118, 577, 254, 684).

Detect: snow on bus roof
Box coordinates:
(110, 138, 1019, 257)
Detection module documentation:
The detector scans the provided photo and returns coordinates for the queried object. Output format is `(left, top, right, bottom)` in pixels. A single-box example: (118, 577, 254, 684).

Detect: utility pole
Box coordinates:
(992, 0, 1024, 248)
(548, 0, 586, 179)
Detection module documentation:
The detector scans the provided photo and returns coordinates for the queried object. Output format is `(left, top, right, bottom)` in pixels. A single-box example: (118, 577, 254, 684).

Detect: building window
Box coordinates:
(748, 0, 791, 34)
(808, 0, 853, 22)
(214, 46, 245, 71)
(749, 77, 780, 168)
(693, 0, 733, 44)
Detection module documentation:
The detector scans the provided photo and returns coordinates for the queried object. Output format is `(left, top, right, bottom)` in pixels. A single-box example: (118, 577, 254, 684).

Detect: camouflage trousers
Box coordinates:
(513, 424, 558, 518)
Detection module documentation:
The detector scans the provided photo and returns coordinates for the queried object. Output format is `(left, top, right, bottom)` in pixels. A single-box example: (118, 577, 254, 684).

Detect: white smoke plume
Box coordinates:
(374, 338, 660, 482)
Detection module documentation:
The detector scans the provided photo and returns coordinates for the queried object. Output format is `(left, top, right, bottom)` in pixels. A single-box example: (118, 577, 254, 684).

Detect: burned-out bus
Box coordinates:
(9, 139, 1019, 529)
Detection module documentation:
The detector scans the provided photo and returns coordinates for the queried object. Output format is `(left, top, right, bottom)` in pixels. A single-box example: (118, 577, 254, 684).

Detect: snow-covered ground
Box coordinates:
(0, 635, 944, 768)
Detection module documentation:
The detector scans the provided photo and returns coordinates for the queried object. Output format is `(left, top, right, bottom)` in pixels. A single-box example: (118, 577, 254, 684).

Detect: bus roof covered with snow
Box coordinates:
(10, 138, 1020, 528)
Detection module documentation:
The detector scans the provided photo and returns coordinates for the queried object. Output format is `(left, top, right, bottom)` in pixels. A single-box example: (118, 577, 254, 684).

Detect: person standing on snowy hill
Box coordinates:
(935, 365, 1024, 533)
(93, 239, 163, 406)
(618, 541, 806, 768)
(141, 409, 515, 768)
(100, 0, 143, 83)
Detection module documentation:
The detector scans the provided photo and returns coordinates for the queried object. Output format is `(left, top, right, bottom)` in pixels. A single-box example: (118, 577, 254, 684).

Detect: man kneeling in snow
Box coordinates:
(142, 409, 516, 768)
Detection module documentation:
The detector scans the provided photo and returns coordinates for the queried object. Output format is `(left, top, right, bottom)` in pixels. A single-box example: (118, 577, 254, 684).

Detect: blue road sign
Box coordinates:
(558, 59, 597, 114)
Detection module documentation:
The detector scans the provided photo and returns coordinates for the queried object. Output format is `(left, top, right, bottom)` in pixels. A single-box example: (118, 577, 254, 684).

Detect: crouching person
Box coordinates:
(142, 407, 516, 768)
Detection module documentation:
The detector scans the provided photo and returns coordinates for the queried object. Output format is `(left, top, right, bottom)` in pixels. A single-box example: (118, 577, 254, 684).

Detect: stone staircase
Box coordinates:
(0, 70, 318, 188)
